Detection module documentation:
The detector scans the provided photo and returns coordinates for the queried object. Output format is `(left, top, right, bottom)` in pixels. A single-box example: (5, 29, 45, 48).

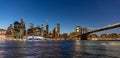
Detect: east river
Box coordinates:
(0, 40, 120, 58)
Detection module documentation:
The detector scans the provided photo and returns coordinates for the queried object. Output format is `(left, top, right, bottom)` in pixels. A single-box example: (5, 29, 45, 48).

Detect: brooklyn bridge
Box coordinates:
(75, 23, 120, 40)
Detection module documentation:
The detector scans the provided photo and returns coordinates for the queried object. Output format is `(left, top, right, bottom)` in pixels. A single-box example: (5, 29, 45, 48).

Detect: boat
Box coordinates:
(27, 36, 44, 41)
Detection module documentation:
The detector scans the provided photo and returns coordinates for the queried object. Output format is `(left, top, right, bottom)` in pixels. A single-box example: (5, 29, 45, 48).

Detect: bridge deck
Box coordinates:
(83, 23, 120, 35)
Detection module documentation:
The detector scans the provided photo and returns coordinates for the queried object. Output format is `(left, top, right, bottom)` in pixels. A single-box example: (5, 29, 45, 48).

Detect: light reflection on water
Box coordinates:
(0, 40, 119, 58)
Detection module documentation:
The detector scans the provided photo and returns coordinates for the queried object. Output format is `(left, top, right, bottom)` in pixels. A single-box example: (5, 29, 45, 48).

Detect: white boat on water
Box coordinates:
(27, 36, 45, 41)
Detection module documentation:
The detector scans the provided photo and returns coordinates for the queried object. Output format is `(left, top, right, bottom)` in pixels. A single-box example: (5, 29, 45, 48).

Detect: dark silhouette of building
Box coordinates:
(14, 21, 20, 38)
(6, 24, 14, 37)
(53, 27, 56, 38)
(61, 33, 68, 39)
(48, 31, 53, 38)
(46, 23, 49, 38)
(6, 19, 26, 38)
(14, 19, 26, 38)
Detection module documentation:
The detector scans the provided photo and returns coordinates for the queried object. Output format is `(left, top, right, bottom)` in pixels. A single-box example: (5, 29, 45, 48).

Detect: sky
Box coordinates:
(0, 0, 120, 34)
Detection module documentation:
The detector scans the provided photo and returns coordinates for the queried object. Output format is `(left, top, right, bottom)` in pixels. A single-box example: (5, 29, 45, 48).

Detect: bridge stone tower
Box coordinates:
(75, 23, 120, 40)
(81, 27, 88, 40)
(75, 26, 88, 40)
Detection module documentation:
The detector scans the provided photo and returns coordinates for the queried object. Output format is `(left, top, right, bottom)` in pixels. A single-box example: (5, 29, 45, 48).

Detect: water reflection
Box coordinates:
(73, 40, 120, 58)
(4, 41, 26, 58)
(73, 40, 81, 58)
(26, 40, 61, 58)
(0, 40, 119, 58)
(60, 40, 74, 58)
(0, 41, 5, 58)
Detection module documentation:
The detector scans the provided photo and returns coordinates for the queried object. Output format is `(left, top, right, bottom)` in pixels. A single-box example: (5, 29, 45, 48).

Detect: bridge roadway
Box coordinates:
(83, 23, 120, 35)
(78, 23, 120, 40)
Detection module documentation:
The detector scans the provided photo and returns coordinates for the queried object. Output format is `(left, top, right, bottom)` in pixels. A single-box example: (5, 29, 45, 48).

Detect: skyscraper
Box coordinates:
(14, 21, 20, 38)
(53, 27, 57, 38)
(76, 26, 81, 34)
(46, 23, 49, 38)
(6, 24, 14, 37)
(21, 19, 26, 36)
(41, 24, 44, 37)
(27, 23, 34, 36)
(13, 19, 26, 38)
(57, 23, 60, 38)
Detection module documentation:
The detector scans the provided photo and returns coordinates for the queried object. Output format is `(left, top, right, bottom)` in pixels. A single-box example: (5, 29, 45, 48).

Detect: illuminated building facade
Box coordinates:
(6, 19, 61, 39)
(57, 23, 60, 38)
(6, 19, 26, 38)
(52, 23, 60, 39)
(0, 29, 6, 39)
(27, 23, 51, 38)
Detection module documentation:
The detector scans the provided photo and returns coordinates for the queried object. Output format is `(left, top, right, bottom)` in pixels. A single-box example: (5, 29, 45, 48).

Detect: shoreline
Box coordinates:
(0, 39, 120, 41)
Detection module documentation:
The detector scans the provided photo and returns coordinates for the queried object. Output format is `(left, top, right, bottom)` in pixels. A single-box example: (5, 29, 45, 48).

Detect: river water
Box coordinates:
(0, 40, 120, 58)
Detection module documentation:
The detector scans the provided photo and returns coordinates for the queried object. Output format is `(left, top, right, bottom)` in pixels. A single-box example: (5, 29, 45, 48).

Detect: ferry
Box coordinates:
(27, 36, 45, 41)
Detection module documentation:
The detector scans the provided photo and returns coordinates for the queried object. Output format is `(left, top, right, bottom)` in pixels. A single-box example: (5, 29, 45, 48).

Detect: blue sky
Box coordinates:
(0, 0, 120, 34)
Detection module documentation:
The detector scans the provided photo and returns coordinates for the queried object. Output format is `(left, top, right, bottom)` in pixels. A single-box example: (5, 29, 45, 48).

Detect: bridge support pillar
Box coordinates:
(81, 34, 88, 40)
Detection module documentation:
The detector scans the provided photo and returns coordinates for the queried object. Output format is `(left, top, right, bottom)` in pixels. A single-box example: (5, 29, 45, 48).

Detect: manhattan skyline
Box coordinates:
(0, 0, 120, 34)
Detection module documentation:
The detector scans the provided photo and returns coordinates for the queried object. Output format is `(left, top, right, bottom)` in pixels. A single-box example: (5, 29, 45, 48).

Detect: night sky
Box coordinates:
(0, 0, 120, 34)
